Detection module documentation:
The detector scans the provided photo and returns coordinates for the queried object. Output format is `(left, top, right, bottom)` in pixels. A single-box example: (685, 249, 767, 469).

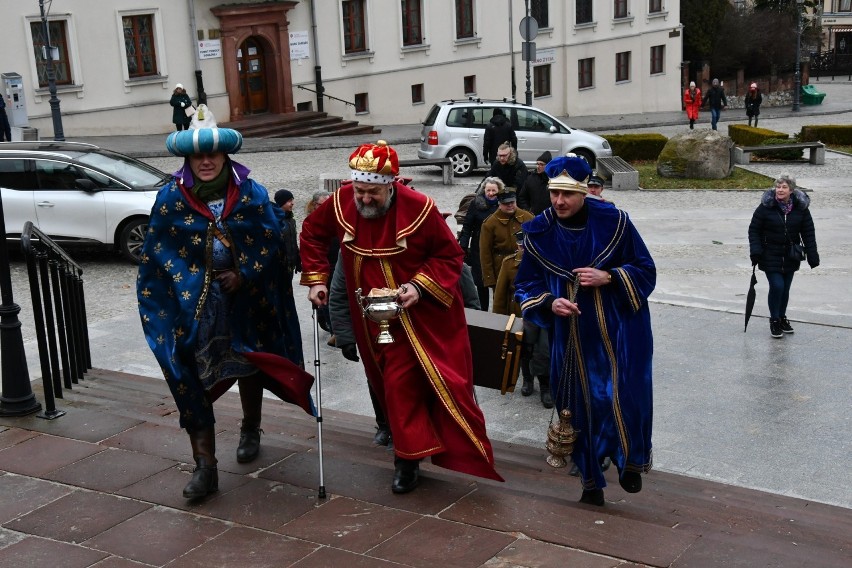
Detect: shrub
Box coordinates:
(753, 138, 803, 160)
(601, 133, 668, 161)
(728, 124, 789, 146)
(800, 125, 852, 144)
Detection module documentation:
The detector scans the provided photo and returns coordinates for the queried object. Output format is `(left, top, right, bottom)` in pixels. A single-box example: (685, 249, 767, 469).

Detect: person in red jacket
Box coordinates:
(683, 81, 701, 130)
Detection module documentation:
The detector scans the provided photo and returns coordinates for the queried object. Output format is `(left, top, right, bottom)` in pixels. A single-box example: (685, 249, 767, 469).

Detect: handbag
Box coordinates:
(787, 238, 806, 262)
(184, 105, 196, 118)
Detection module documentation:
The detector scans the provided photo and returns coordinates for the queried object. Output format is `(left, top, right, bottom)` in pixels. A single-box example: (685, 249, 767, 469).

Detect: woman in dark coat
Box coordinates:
(745, 83, 763, 127)
(748, 173, 819, 338)
(170, 83, 193, 131)
(458, 176, 501, 311)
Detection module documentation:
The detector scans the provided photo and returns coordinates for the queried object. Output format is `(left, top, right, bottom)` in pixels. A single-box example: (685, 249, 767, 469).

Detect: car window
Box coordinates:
(422, 104, 441, 127)
(446, 108, 470, 128)
(76, 151, 167, 187)
(35, 159, 82, 190)
(80, 167, 125, 189)
(0, 158, 38, 190)
(517, 109, 555, 132)
(469, 107, 493, 129)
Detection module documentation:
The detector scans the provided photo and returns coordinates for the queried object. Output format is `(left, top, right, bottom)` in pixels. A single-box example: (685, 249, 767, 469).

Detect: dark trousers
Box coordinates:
(0, 109, 11, 142)
(765, 271, 795, 320)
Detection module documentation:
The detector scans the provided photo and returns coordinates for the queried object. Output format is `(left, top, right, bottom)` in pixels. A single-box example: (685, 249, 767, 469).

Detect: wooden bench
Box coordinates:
(734, 142, 825, 165)
(595, 156, 639, 190)
(398, 158, 454, 185)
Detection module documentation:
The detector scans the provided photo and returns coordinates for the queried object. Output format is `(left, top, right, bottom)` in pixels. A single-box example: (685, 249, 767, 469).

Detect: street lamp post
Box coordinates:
(793, 0, 804, 112)
(39, 0, 65, 140)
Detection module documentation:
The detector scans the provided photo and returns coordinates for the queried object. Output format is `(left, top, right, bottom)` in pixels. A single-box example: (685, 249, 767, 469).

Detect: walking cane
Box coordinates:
(312, 291, 327, 499)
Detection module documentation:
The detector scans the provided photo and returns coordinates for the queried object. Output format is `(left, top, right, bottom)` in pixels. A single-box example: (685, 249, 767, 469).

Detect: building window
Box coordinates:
(616, 51, 631, 82)
(411, 83, 424, 104)
(343, 0, 367, 53)
(650, 45, 665, 75)
(355, 92, 369, 113)
(456, 0, 474, 39)
(576, 0, 593, 24)
(30, 20, 72, 87)
(614, 0, 628, 19)
(649, 0, 662, 13)
(578, 58, 594, 89)
(533, 64, 551, 97)
(463, 75, 476, 95)
(531, 0, 549, 28)
(401, 0, 423, 46)
(841, 0, 852, 12)
(123, 15, 157, 77)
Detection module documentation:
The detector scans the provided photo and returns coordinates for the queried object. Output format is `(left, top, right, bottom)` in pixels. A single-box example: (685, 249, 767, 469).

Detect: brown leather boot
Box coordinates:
(183, 427, 218, 499)
(237, 376, 263, 463)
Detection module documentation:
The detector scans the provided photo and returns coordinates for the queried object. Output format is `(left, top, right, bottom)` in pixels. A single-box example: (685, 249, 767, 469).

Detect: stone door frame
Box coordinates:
(211, 1, 298, 121)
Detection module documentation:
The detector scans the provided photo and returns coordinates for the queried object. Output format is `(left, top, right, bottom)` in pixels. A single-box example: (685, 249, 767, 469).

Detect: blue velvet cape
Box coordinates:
(515, 198, 656, 490)
(137, 173, 314, 431)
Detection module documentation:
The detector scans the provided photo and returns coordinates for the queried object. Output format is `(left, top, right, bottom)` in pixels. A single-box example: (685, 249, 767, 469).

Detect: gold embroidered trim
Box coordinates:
(520, 292, 552, 311)
(412, 272, 453, 308)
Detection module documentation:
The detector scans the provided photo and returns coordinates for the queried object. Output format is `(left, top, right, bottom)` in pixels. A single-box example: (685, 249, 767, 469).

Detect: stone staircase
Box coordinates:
(223, 111, 380, 138)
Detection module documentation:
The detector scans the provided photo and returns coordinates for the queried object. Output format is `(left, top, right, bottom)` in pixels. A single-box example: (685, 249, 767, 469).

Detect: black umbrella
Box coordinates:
(744, 266, 758, 332)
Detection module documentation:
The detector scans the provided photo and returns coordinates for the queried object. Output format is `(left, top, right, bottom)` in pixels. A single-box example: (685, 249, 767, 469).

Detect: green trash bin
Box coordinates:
(801, 84, 826, 105)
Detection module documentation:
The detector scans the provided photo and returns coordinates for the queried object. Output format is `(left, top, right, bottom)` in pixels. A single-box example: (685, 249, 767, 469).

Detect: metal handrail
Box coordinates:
(20, 222, 91, 418)
(296, 85, 355, 107)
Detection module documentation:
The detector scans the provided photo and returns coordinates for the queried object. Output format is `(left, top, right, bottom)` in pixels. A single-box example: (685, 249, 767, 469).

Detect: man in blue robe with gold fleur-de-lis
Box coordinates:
(137, 105, 314, 501)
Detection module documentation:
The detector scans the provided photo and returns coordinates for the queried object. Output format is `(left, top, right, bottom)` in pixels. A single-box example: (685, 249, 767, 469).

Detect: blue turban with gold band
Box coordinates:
(165, 104, 243, 157)
(545, 154, 592, 194)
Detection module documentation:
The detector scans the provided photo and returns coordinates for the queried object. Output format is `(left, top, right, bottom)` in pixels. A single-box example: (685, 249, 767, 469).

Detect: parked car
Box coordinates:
(0, 141, 169, 263)
(418, 98, 612, 176)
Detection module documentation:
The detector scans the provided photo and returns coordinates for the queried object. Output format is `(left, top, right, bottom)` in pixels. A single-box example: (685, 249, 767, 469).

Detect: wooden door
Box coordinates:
(237, 38, 268, 114)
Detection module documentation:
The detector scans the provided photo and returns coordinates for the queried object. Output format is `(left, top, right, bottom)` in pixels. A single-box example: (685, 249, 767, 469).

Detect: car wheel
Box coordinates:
(573, 149, 596, 169)
(448, 148, 475, 177)
(119, 218, 148, 264)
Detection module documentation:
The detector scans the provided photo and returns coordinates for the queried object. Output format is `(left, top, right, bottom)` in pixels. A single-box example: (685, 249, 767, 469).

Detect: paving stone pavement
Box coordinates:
(1, 83, 851, 566)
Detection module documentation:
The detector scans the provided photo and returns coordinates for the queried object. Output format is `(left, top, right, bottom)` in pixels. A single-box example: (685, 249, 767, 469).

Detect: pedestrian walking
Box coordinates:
(515, 155, 656, 506)
(169, 83, 193, 131)
(458, 177, 501, 311)
(137, 105, 314, 500)
(747, 174, 820, 338)
(702, 78, 727, 131)
(745, 83, 763, 127)
(483, 108, 517, 165)
(683, 81, 701, 130)
(300, 140, 503, 494)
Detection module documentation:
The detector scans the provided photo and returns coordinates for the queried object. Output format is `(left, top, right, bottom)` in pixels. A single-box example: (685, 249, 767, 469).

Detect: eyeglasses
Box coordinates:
(497, 153, 510, 159)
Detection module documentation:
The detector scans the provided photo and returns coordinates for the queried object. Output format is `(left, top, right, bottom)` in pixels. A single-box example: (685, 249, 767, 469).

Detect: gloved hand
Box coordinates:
(750, 254, 760, 266)
(808, 253, 820, 269)
(340, 343, 359, 362)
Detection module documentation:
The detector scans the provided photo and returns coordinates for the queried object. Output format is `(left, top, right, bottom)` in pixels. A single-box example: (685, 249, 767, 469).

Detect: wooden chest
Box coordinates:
(465, 308, 524, 395)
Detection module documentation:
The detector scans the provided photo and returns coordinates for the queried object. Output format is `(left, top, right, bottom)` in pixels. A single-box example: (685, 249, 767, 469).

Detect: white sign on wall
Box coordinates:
(198, 39, 222, 60)
(289, 31, 310, 60)
(534, 48, 556, 66)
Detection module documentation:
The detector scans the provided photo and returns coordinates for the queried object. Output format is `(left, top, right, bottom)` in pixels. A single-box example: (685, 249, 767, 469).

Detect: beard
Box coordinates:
(354, 194, 392, 219)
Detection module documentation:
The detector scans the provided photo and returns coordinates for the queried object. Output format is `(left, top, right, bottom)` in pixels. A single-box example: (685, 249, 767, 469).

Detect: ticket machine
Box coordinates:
(1, 72, 29, 127)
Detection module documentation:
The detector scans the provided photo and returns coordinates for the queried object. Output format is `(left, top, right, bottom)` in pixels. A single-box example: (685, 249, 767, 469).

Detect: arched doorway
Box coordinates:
(237, 37, 268, 114)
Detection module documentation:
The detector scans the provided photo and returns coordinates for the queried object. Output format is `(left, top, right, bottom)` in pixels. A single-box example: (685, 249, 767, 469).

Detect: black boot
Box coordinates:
(748, 117, 752, 127)
(391, 457, 420, 494)
(689, 119, 694, 129)
(373, 421, 392, 447)
(754, 118, 759, 128)
(520, 358, 534, 396)
(236, 377, 263, 464)
(619, 470, 642, 493)
(580, 488, 605, 506)
(539, 376, 553, 409)
(183, 427, 218, 499)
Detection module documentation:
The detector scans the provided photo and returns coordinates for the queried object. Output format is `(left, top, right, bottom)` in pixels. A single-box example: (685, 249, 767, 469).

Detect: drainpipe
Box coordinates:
(188, 0, 207, 105)
(310, 0, 324, 112)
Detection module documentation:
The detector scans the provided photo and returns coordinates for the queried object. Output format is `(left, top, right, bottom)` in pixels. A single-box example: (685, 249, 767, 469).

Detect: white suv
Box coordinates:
(417, 99, 612, 176)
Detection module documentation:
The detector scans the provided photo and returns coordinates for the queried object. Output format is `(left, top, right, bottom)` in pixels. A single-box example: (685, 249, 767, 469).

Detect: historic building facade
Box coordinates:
(0, 1, 682, 137)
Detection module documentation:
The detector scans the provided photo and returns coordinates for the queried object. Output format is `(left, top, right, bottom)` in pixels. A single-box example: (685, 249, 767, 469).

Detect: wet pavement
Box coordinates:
(1, 81, 851, 566)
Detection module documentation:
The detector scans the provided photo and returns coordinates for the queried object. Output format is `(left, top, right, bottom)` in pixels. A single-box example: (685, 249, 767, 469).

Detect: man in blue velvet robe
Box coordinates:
(514, 156, 656, 506)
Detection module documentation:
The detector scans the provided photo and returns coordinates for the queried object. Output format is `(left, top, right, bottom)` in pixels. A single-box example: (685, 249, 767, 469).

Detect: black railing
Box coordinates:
(296, 85, 355, 107)
(20, 222, 91, 418)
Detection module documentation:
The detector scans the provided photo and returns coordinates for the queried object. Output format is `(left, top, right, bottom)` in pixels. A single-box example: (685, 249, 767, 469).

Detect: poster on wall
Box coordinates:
(289, 31, 310, 60)
(198, 39, 222, 60)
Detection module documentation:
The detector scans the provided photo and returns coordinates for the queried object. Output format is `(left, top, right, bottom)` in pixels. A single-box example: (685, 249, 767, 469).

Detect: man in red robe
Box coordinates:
(300, 141, 503, 493)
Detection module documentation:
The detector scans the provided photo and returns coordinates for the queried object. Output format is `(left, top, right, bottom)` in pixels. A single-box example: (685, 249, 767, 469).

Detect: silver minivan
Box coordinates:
(418, 99, 612, 176)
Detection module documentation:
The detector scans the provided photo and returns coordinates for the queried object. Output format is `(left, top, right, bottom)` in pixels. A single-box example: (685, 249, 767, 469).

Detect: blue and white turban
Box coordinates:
(165, 104, 243, 157)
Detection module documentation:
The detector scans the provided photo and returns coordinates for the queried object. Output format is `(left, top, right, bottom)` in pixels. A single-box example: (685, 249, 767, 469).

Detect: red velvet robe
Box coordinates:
(300, 181, 502, 482)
